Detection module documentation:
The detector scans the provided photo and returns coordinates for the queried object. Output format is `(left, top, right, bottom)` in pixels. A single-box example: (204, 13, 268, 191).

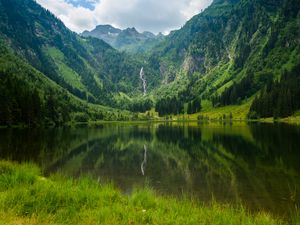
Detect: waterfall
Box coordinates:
(140, 67, 147, 96)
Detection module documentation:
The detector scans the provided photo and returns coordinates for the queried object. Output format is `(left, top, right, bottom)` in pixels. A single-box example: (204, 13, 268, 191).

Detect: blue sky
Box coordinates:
(36, 0, 213, 34)
(65, 0, 98, 10)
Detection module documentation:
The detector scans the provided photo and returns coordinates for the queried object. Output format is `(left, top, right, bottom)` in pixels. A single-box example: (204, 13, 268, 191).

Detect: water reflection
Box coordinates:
(0, 122, 299, 217)
(141, 145, 147, 176)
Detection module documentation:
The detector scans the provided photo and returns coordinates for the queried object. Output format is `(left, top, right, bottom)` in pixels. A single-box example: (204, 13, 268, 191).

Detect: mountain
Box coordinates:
(82, 25, 164, 53)
(0, 0, 299, 126)
(149, 0, 300, 118)
(0, 37, 135, 126)
(0, 0, 161, 101)
(81, 25, 122, 44)
(0, 0, 160, 126)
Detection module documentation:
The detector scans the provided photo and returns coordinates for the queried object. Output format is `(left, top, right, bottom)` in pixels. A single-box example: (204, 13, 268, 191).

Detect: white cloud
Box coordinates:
(181, 0, 213, 19)
(36, 0, 96, 32)
(36, 0, 213, 34)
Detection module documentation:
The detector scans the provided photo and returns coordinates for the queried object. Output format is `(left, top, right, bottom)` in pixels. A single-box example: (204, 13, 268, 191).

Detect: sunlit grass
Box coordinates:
(45, 47, 86, 92)
(0, 160, 290, 225)
(172, 99, 252, 121)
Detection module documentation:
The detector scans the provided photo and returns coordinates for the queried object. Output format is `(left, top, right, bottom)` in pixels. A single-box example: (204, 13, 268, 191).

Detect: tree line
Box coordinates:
(212, 73, 256, 106)
(155, 97, 184, 116)
(129, 98, 153, 113)
(155, 96, 201, 116)
(249, 64, 300, 119)
(187, 98, 201, 114)
(0, 73, 71, 126)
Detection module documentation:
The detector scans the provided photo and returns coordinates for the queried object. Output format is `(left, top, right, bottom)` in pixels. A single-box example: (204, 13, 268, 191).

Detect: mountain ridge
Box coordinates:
(147, 0, 300, 117)
(0, 0, 299, 126)
(82, 24, 164, 53)
(0, 0, 161, 102)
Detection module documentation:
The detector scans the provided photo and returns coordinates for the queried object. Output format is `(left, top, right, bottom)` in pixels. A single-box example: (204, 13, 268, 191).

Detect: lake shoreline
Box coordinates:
(0, 160, 290, 225)
(1, 116, 300, 129)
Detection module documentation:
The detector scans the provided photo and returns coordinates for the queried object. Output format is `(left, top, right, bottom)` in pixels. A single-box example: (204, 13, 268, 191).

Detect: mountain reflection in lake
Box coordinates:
(0, 122, 299, 217)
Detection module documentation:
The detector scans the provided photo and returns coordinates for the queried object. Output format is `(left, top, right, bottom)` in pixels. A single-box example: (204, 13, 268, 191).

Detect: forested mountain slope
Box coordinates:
(0, 39, 137, 126)
(150, 0, 300, 118)
(0, 0, 299, 126)
(0, 0, 160, 107)
(0, 0, 161, 126)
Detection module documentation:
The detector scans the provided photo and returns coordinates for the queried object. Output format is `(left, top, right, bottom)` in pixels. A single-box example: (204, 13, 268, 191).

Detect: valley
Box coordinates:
(0, 1, 300, 224)
(0, 0, 299, 127)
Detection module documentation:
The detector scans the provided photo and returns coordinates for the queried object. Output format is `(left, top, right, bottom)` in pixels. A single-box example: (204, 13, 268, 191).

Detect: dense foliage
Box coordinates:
(212, 74, 257, 106)
(0, 43, 71, 126)
(0, 75, 70, 126)
(187, 98, 202, 115)
(129, 98, 153, 113)
(155, 97, 184, 116)
(249, 64, 300, 119)
(149, 0, 300, 117)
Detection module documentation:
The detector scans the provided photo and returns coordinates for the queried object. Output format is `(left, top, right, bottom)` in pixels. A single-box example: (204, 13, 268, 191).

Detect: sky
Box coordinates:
(36, 0, 213, 34)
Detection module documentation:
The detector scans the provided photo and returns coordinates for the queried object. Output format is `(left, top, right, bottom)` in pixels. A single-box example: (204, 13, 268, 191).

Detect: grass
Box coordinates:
(46, 47, 87, 92)
(199, 99, 253, 120)
(171, 99, 300, 124)
(0, 161, 292, 225)
(172, 99, 252, 121)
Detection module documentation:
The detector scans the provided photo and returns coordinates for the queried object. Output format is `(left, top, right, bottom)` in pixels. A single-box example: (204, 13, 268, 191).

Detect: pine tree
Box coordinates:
(187, 102, 192, 114)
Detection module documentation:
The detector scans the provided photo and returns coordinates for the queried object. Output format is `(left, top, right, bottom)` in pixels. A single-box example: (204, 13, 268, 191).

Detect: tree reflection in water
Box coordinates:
(0, 122, 299, 218)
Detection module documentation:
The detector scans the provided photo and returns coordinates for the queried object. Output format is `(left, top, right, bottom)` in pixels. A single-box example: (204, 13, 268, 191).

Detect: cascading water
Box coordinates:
(140, 67, 147, 96)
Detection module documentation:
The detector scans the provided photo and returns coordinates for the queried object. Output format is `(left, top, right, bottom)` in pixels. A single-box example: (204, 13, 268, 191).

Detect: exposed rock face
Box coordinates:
(82, 25, 164, 53)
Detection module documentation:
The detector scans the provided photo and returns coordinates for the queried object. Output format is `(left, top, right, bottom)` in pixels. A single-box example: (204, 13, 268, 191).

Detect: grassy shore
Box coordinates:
(0, 161, 294, 225)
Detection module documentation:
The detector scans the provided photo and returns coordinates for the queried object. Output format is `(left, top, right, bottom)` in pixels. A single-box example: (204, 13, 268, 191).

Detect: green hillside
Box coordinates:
(148, 0, 300, 119)
(0, 0, 299, 125)
(0, 0, 160, 105)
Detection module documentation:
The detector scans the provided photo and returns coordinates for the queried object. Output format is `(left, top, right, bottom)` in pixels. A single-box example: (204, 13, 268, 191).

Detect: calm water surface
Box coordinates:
(0, 122, 299, 218)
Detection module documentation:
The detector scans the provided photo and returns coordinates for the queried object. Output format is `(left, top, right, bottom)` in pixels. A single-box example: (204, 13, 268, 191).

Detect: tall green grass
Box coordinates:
(0, 161, 292, 225)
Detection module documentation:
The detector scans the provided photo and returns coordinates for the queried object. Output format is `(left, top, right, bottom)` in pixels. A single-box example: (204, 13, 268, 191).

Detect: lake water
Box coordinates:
(0, 122, 299, 218)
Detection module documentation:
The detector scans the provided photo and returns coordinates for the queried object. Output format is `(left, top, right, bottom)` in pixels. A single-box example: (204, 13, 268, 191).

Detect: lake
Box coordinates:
(0, 122, 299, 218)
